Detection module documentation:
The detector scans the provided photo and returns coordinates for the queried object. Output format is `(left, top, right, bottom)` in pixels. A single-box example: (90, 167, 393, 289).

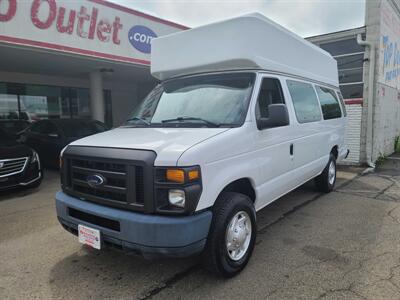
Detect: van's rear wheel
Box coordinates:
(315, 153, 336, 193)
(202, 192, 256, 277)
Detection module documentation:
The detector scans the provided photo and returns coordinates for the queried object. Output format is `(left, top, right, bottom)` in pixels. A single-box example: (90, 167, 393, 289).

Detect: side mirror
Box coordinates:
(257, 104, 289, 130)
(48, 133, 59, 139)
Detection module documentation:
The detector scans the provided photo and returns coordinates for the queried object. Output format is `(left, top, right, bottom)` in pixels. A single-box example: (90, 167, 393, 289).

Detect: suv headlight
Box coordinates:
(155, 166, 202, 214)
(31, 150, 40, 165)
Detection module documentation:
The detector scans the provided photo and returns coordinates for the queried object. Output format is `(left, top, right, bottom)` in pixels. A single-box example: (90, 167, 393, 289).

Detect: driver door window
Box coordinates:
(255, 77, 285, 121)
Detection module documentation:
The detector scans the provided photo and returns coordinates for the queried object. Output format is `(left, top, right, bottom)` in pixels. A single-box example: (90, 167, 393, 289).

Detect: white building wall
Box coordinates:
(364, 0, 400, 162)
(373, 83, 400, 157)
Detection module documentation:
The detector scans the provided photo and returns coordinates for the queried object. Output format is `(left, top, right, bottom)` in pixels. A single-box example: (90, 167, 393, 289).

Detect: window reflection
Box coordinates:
(0, 94, 19, 120)
(0, 82, 98, 122)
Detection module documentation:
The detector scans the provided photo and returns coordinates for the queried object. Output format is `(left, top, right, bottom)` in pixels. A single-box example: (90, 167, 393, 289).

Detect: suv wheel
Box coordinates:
(202, 192, 256, 277)
(315, 153, 336, 193)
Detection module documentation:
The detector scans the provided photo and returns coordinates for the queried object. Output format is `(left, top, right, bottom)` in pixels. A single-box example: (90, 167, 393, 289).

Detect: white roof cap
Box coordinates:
(151, 13, 338, 87)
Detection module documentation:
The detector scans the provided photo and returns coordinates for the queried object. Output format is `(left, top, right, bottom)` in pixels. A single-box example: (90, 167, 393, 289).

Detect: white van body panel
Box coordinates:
(69, 127, 230, 166)
(151, 13, 338, 87)
(177, 72, 346, 212)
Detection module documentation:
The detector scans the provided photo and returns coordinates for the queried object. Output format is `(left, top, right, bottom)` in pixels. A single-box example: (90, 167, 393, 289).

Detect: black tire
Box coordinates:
(315, 153, 336, 193)
(202, 192, 256, 278)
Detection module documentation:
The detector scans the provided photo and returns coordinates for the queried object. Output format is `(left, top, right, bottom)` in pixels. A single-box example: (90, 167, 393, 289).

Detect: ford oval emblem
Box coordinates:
(86, 174, 106, 188)
(128, 25, 157, 54)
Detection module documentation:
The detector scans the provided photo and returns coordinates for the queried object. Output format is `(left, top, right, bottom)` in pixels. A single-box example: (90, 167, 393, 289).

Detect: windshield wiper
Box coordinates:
(161, 117, 220, 127)
(125, 117, 150, 126)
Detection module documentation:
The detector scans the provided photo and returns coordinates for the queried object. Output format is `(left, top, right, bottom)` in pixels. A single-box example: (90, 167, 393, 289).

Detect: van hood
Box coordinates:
(68, 127, 230, 165)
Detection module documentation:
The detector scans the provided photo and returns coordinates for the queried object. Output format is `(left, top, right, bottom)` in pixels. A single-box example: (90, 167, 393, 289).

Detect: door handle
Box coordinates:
(290, 143, 294, 156)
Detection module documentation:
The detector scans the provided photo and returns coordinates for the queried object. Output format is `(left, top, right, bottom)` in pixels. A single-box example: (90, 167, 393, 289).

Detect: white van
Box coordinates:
(56, 13, 348, 277)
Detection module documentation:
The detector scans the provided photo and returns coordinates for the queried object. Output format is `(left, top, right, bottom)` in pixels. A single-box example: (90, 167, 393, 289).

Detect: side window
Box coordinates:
(336, 91, 347, 117)
(315, 86, 342, 120)
(286, 80, 322, 123)
(255, 78, 285, 119)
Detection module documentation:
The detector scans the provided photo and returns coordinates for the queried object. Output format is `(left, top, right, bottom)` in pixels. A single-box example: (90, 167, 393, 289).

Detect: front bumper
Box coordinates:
(55, 191, 212, 258)
(0, 164, 42, 190)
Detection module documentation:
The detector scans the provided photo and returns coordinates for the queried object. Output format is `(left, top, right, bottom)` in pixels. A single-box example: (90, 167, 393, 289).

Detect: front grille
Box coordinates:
(62, 147, 155, 213)
(0, 157, 28, 178)
(70, 158, 129, 203)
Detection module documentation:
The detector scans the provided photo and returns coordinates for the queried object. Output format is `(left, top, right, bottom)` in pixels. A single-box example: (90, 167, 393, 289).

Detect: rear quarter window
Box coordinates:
(286, 80, 322, 123)
(315, 86, 342, 120)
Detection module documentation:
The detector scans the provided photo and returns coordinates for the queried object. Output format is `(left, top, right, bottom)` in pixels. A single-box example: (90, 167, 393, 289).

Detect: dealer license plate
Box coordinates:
(78, 224, 101, 250)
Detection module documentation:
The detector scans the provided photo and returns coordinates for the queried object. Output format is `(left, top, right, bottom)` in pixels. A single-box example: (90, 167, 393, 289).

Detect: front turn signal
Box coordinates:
(166, 169, 185, 184)
(188, 170, 199, 181)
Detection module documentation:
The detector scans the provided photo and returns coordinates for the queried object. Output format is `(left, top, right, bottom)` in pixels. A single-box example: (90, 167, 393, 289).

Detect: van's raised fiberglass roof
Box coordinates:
(151, 13, 339, 87)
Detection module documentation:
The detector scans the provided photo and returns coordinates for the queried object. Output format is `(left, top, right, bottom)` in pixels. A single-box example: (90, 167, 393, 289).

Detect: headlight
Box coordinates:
(168, 189, 185, 208)
(31, 151, 39, 164)
(155, 166, 202, 214)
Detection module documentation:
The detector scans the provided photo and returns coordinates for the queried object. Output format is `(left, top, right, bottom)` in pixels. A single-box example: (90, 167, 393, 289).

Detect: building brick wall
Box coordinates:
(343, 103, 363, 164)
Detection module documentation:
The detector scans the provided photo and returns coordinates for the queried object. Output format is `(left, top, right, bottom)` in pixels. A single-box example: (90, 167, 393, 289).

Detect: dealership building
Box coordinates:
(0, 0, 187, 127)
(1, 0, 400, 166)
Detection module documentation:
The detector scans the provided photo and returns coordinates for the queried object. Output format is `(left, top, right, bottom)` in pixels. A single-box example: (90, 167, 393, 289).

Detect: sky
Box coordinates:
(111, 0, 366, 38)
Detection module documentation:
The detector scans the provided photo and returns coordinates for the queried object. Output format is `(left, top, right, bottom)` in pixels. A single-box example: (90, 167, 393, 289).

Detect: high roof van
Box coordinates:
(56, 13, 348, 277)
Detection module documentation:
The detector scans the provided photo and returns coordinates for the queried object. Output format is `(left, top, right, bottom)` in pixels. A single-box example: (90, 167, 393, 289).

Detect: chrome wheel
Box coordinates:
(328, 161, 336, 185)
(225, 211, 252, 261)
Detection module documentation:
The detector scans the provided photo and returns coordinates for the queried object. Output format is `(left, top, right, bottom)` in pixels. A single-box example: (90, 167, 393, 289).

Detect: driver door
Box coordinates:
(253, 76, 295, 210)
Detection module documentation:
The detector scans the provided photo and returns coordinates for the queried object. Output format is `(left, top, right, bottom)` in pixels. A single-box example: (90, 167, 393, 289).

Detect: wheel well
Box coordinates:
(220, 178, 256, 202)
(331, 145, 338, 159)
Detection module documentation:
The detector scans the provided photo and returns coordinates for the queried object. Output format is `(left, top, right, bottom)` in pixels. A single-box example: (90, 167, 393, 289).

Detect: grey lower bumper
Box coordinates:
(55, 191, 212, 258)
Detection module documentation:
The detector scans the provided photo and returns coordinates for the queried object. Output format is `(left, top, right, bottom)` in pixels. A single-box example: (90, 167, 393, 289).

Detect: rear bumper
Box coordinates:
(55, 191, 212, 258)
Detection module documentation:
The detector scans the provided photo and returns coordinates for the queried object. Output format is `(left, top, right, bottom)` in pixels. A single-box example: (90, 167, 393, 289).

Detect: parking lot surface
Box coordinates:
(1, 159, 399, 300)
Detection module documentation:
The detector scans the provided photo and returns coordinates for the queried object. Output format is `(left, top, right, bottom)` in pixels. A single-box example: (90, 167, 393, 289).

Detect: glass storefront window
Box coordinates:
(319, 38, 365, 56)
(0, 94, 19, 120)
(340, 83, 363, 99)
(336, 54, 364, 70)
(338, 68, 363, 84)
(71, 88, 91, 119)
(22, 85, 67, 120)
(0, 82, 6, 94)
(0, 82, 100, 122)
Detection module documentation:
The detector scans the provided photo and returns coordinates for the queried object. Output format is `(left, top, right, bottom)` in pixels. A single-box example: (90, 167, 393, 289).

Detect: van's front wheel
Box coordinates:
(315, 153, 336, 193)
(202, 192, 256, 277)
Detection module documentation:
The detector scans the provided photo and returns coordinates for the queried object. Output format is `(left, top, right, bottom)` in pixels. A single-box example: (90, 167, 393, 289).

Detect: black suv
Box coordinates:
(0, 128, 42, 190)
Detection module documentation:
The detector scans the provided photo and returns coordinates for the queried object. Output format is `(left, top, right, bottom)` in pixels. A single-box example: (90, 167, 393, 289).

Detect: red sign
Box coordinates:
(0, 0, 186, 64)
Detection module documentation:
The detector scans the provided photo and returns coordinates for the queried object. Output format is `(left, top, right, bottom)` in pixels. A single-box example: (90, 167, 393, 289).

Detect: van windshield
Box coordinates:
(125, 73, 256, 128)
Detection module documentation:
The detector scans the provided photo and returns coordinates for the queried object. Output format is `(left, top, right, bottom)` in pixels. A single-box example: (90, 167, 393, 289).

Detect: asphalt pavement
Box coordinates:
(0, 159, 399, 300)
